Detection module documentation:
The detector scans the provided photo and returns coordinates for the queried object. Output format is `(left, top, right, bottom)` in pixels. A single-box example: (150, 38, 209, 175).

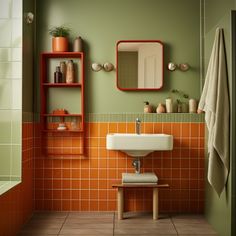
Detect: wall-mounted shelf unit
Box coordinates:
(40, 52, 85, 157)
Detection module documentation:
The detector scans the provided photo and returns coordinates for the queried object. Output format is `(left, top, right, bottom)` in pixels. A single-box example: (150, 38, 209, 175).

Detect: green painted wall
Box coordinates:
(36, 0, 201, 113)
(204, 0, 235, 235)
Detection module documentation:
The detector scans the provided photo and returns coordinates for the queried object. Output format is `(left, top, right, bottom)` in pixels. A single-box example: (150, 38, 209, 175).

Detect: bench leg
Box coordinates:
(117, 188, 124, 220)
(153, 188, 158, 220)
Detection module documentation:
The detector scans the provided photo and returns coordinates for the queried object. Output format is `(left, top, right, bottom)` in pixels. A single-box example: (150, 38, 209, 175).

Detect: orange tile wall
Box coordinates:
(35, 122, 205, 213)
(0, 123, 34, 236)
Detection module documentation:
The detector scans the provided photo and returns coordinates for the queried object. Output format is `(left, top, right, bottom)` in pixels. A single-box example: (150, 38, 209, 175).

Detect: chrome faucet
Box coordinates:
(135, 118, 141, 135)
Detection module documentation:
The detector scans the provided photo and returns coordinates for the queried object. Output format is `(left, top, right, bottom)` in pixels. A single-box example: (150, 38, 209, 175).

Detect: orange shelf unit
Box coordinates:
(40, 52, 85, 157)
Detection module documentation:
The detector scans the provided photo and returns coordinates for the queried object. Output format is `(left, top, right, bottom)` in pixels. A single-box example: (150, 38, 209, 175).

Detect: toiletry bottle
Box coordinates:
(54, 66, 63, 83)
(189, 99, 197, 113)
(66, 60, 75, 83)
(73, 36, 83, 52)
(144, 101, 152, 113)
(165, 98, 173, 113)
(60, 61, 66, 82)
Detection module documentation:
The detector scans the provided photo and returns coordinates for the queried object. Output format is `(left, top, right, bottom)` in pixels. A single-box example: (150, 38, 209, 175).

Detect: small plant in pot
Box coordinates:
(171, 89, 189, 113)
(49, 26, 71, 52)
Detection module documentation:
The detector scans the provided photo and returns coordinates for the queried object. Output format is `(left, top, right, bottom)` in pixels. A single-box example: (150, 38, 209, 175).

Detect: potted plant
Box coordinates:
(171, 89, 189, 113)
(49, 26, 71, 52)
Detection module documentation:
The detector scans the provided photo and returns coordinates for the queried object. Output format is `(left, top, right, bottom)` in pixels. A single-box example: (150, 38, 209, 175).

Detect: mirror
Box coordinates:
(116, 40, 164, 90)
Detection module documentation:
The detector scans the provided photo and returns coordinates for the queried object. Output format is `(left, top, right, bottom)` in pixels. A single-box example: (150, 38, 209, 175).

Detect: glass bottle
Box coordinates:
(60, 61, 66, 82)
(54, 66, 63, 83)
(73, 36, 83, 52)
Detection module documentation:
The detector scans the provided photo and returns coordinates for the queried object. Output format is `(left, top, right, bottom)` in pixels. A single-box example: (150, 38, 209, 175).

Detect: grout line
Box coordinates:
(57, 211, 69, 236)
(170, 216, 179, 236)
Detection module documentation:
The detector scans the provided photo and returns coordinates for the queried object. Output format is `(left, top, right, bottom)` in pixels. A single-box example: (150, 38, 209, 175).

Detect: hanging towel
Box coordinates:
(198, 28, 230, 196)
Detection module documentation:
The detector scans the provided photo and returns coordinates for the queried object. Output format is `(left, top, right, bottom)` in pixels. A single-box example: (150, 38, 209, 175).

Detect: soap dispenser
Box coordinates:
(144, 101, 152, 113)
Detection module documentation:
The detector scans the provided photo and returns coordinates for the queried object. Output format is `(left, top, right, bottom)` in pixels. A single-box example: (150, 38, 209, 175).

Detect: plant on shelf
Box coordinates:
(171, 89, 189, 113)
(49, 25, 71, 52)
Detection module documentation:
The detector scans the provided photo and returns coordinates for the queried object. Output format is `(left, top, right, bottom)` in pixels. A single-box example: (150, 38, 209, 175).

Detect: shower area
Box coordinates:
(0, 0, 22, 192)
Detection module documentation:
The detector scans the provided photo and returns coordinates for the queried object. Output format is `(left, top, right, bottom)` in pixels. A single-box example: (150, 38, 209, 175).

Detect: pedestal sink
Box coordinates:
(106, 133, 173, 157)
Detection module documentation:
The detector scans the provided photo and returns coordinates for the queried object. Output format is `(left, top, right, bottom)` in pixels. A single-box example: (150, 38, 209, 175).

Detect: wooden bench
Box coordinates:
(112, 183, 169, 220)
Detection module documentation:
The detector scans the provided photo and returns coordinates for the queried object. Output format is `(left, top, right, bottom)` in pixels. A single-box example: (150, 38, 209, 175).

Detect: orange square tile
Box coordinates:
(72, 138, 81, 147)
(90, 200, 99, 211)
(53, 169, 62, 178)
(81, 190, 89, 199)
(99, 201, 108, 211)
(80, 160, 89, 168)
(62, 169, 71, 178)
(89, 148, 98, 158)
(199, 123, 205, 137)
(99, 148, 107, 158)
(72, 180, 80, 189)
(90, 180, 98, 189)
(90, 169, 98, 178)
(190, 169, 199, 179)
(90, 190, 99, 200)
(108, 159, 117, 168)
(62, 190, 71, 199)
(163, 123, 172, 134)
(62, 138, 72, 148)
(190, 139, 199, 148)
(99, 190, 107, 200)
(71, 200, 80, 211)
(181, 169, 190, 178)
(154, 122, 162, 133)
(172, 123, 181, 137)
(99, 180, 108, 189)
(53, 190, 62, 199)
(172, 169, 181, 178)
(89, 138, 99, 147)
(108, 123, 118, 133)
(99, 137, 106, 147)
(90, 159, 98, 168)
(62, 200, 71, 211)
(144, 123, 153, 133)
(99, 123, 108, 137)
(118, 123, 126, 133)
(127, 122, 135, 133)
(99, 169, 107, 179)
(62, 180, 71, 189)
(53, 179, 62, 189)
(108, 169, 117, 179)
(108, 200, 116, 211)
(89, 123, 99, 137)
(182, 123, 190, 137)
(191, 123, 199, 137)
(80, 200, 89, 211)
(80, 180, 89, 189)
(181, 149, 190, 158)
(181, 159, 189, 168)
(72, 169, 80, 178)
(71, 190, 80, 199)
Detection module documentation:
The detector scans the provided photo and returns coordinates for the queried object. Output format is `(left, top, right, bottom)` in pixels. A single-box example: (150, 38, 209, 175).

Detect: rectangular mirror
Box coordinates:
(116, 40, 164, 90)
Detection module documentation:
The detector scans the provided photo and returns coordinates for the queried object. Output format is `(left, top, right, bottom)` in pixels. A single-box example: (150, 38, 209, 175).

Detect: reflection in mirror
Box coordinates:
(116, 40, 163, 90)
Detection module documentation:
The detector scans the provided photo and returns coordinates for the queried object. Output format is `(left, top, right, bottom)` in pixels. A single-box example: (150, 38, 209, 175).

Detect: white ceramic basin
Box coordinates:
(106, 133, 173, 157)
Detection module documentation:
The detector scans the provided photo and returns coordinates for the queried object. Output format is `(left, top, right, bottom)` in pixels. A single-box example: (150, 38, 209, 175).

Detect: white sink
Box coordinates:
(106, 133, 173, 157)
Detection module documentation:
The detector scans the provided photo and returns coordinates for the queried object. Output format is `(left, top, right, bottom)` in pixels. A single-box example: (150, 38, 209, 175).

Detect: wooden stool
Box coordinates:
(112, 183, 169, 220)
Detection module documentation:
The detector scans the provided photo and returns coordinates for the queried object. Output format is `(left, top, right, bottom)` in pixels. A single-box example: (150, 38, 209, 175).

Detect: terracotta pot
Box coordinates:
(52, 37, 68, 52)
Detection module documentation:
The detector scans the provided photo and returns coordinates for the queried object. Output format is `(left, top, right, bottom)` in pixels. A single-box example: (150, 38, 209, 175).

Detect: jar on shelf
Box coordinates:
(66, 60, 75, 83)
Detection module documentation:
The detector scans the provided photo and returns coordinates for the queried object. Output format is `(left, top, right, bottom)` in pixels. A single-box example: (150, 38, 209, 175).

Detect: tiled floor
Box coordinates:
(18, 212, 218, 236)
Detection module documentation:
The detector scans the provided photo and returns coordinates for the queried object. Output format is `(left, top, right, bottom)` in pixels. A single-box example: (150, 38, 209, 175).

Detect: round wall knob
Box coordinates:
(179, 63, 189, 71)
(103, 62, 114, 72)
(91, 63, 102, 72)
(167, 62, 177, 71)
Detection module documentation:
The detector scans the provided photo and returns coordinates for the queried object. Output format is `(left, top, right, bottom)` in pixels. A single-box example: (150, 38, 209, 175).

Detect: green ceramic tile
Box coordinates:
(0, 79, 12, 109)
(0, 145, 11, 176)
(11, 145, 21, 177)
(0, 110, 11, 143)
(11, 110, 22, 144)
(0, 48, 11, 62)
(0, 20, 11, 47)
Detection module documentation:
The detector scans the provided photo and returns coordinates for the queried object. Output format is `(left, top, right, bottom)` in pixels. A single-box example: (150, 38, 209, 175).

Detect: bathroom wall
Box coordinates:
(204, 0, 235, 235)
(35, 0, 201, 113)
(34, 0, 205, 214)
(0, 0, 35, 235)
